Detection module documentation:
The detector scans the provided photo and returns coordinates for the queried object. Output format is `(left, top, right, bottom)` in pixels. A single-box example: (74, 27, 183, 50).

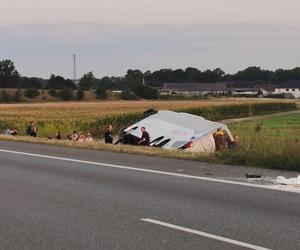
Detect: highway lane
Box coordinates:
(0, 141, 299, 249)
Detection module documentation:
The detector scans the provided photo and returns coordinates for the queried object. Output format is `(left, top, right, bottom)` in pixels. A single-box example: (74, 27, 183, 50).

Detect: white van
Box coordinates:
(118, 109, 234, 152)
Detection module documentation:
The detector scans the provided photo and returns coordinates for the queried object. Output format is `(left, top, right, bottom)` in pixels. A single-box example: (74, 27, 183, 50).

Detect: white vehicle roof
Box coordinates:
(127, 110, 233, 149)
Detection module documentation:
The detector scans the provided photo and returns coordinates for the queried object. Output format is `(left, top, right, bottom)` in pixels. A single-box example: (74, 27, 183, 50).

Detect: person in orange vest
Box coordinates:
(213, 128, 228, 151)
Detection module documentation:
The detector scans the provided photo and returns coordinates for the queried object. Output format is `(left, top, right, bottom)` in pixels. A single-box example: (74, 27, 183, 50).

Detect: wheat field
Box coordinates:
(0, 98, 296, 122)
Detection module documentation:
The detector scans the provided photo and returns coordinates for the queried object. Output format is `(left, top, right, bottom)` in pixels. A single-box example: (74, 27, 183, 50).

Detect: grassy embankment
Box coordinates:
(218, 112, 300, 170)
(0, 99, 299, 170)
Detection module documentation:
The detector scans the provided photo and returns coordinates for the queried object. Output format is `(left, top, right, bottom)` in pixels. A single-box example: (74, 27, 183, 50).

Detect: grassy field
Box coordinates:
(0, 111, 298, 170)
(0, 98, 297, 137)
(0, 99, 299, 170)
(218, 112, 300, 170)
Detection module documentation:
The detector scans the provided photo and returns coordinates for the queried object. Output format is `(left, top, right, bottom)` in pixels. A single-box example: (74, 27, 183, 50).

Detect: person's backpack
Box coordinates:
(26, 125, 31, 135)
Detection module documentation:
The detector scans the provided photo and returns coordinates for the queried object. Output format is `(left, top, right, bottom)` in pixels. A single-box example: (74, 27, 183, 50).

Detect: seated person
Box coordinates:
(84, 133, 94, 144)
(10, 129, 18, 136)
(138, 127, 150, 146)
(104, 125, 114, 144)
(77, 132, 85, 143)
(56, 131, 62, 140)
(3, 128, 18, 136)
(70, 131, 79, 141)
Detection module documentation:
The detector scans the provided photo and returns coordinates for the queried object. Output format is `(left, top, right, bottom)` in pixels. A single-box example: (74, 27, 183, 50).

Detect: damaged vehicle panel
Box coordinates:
(118, 109, 233, 152)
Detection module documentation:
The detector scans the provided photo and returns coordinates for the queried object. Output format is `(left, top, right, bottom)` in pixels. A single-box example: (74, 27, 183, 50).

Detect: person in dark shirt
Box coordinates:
(139, 127, 150, 146)
(104, 124, 114, 144)
(56, 131, 62, 140)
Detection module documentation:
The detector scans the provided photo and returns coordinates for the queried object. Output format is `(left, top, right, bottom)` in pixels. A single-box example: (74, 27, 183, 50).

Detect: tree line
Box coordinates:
(1, 59, 300, 101)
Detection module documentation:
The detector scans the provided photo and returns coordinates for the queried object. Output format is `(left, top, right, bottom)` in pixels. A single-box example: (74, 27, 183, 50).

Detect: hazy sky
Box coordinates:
(2, 0, 300, 25)
(1, 0, 299, 78)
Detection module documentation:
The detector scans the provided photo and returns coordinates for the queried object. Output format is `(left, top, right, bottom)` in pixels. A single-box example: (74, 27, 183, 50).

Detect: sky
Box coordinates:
(1, 0, 300, 78)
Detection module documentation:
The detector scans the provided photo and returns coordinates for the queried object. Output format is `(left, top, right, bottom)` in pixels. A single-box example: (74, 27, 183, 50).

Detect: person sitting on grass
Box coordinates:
(84, 133, 94, 144)
(10, 128, 18, 136)
(56, 132, 62, 140)
(138, 127, 150, 146)
(68, 131, 79, 141)
(77, 132, 86, 143)
(104, 124, 114, 144)
(3, 128, 18, 136)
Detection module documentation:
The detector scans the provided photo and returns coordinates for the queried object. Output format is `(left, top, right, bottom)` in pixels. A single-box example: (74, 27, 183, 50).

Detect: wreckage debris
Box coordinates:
(274, 176, 300, 185)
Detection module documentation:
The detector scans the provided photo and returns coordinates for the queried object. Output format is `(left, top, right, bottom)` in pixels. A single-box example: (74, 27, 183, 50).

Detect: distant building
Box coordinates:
(160, 81, 300, 99)
(273, 82, 300, 98)
(230, 88, 264, 97)
(161, 83, 228, 96)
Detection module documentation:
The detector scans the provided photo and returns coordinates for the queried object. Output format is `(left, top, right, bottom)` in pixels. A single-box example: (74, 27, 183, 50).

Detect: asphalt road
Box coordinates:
(0, 140, 299, 250)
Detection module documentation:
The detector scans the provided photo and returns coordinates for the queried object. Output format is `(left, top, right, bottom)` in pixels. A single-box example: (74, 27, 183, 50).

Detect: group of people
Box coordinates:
(4, 121, 237, 152)
(67, 131, 94, 144)
(104, 124, 150, 146)
(3, 119, 149, 148)
(3, 128, 18, 136)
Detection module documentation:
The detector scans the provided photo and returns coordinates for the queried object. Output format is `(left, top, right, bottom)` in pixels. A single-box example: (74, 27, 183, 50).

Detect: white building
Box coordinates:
(161, 83, 228, 96)
(230, 88, 269, 97)
(274, 83, 300, 99)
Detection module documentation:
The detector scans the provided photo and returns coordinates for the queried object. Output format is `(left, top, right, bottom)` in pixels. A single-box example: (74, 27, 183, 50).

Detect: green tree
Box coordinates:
(48, 88, 58, 97)
(79, 72, 97, 90)
(0, 60, 21, 88)
(136, 85, 159, 99)
(21, 77, 43, 89)
(12, 89, 22, 102)
(120, 90, 139, 100)
(59, 88, 73, 101)
(0, 90, 11, 102)
(24, 88, 40, 99)
(125, 69, 144, 91)
(95, 87, 107, 99)
(76, 89, 85, 100)
(126, 69, 144, 83)
(229, 67, 273, 81)
(48, 74, 76, 90)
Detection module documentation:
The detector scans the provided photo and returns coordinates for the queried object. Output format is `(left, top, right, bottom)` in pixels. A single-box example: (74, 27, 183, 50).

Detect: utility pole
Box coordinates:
(73, 54, 77, 81)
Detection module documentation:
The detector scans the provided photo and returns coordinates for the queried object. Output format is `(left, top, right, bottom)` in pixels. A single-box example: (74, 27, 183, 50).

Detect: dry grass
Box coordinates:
(0, 98, 297, 122)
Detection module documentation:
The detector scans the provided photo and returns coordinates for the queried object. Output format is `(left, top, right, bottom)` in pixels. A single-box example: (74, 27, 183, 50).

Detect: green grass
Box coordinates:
(0, 112, 299, 171)
(216, 113, 300, 170)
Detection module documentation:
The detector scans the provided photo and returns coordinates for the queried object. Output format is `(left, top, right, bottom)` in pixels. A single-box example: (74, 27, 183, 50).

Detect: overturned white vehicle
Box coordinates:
(118, 109, 234, 152)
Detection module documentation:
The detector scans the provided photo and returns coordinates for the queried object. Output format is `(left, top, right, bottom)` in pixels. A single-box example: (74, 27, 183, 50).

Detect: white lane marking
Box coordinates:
(141, 218, 272, 250)
(0, 149, 299, 194)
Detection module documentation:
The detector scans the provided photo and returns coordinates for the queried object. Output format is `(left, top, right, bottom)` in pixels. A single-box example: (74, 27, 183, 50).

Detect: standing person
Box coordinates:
(213, 128, 227, 151)
(104, 124, 114, 144)
(139, 127, 150, 146)
(29, 121, 38, 137)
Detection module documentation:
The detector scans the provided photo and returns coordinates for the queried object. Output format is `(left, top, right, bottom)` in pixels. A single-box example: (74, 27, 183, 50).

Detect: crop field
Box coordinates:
(0, 98, 293, 121)
(0, 98, 297, 138)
